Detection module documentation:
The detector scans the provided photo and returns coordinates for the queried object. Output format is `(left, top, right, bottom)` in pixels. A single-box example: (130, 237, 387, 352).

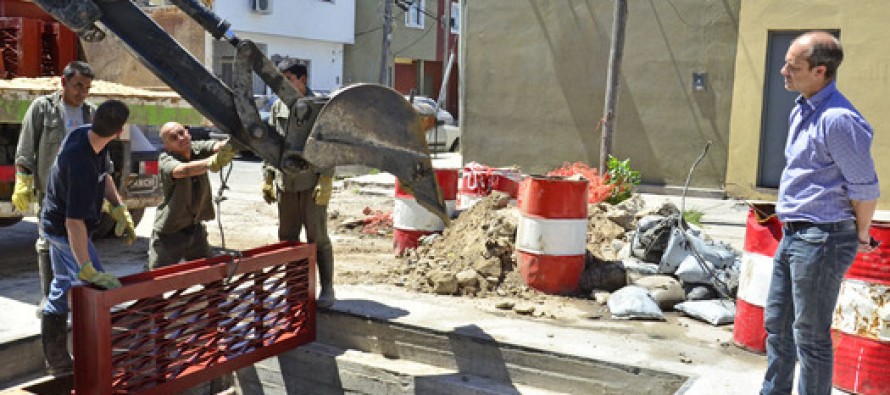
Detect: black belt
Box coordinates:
(783, 220, 855, 232)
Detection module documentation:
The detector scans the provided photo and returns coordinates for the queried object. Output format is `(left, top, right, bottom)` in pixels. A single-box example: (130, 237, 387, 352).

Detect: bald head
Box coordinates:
(160, 121, 192, 157)
(793, 31, 843, 80)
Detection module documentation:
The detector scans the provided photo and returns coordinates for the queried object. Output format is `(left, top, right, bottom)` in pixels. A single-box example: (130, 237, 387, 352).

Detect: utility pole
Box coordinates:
(379, 0, 393, 85)
(599, 0, 627, 173)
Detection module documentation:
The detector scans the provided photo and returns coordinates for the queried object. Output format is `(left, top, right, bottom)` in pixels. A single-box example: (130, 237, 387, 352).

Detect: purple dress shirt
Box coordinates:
(776, 81, 880, 223)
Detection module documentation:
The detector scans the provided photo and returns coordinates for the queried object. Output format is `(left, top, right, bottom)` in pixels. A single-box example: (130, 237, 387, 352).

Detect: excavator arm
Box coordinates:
(32, 0, 446, 220)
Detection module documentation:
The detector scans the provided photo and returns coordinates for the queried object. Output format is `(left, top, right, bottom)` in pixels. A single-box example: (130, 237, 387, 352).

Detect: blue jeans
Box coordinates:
(760, 220, 858, 395)
(42, 232, 105, 316)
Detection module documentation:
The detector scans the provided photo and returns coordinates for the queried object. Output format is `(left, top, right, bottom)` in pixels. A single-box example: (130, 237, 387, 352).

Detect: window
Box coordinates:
(213, 41, 269, 95)
(450, 2, 460, 34)
(405, 1, 424, 29)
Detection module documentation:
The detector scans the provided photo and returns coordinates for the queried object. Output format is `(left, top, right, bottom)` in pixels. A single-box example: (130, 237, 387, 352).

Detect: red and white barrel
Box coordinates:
(832, 220, 890, 395)
(457, 163, 491, 210)
(515, 176, 588, 295)
(491, 167, 523, 201)
(734, 202, 783, 354)
(393, 168, 458, 255)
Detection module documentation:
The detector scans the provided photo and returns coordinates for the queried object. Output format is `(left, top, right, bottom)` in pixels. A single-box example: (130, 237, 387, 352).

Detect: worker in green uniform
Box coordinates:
(261, 60, 336, 307)
(12, 61, 99, 308)
(148, 121, 235, 269)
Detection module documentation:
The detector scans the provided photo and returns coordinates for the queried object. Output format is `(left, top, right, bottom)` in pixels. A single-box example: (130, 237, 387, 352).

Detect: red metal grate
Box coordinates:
(71, 242, 317, 395)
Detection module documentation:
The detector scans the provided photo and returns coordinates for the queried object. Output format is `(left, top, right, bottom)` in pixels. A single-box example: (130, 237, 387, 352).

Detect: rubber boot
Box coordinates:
(317, 247, 335, 308)
(36, 238, 53, 317)
(41, 312, 72, 375)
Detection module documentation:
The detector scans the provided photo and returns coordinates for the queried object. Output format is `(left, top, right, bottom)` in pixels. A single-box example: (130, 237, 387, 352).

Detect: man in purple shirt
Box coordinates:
(761, 31, 880, 395)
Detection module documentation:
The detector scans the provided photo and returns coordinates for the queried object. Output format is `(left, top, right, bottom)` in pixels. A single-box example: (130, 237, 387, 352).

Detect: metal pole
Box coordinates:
(599, 0, 627, 173)
(379, 0, 393, 85)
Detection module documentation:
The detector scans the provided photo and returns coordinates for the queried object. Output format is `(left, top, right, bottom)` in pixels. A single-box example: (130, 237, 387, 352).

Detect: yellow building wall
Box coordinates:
(726, 1, 890, 208)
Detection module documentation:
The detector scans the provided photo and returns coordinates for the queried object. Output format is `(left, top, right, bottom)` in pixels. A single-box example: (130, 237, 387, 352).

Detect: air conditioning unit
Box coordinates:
(251, 0, 272, 14)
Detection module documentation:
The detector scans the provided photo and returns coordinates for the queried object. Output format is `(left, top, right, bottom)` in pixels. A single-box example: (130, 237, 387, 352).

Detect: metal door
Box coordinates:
(758, 30, 839, 188)
(757, 32, 799, 189)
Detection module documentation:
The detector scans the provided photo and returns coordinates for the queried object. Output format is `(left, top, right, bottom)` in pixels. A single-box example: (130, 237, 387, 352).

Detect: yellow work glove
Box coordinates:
(314, 175, 333, 206)
(207, 143, 236, 172)
(262, 173, 277, 204)
(11, 172, 36, 213)
(109, 204, 137, 245)
(77, 261, 122, 289)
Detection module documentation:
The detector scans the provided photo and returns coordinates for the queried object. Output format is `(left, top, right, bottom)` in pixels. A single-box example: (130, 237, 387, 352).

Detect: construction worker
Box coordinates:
(39, 100, 133, 374)
(148, 121, 236, 394)
(12, 61, 97, 310)
(261, 60, 336, 307)
(147, 122, 235, 269)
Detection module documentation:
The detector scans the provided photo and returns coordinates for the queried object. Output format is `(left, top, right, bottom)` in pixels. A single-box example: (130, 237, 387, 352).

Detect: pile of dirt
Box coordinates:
(392, 192, 649, 301)
(394, 192, 531, 298)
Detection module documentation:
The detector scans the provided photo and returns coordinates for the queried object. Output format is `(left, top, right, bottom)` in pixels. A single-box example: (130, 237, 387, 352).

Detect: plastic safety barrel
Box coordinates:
(491, 168, 523, 201)
(832, 221, 890, 395)
(393, 168, 458, 255)
(457, 164, 490, 210)
(515, 176, 588, 295)
(734, 202, 783, 354)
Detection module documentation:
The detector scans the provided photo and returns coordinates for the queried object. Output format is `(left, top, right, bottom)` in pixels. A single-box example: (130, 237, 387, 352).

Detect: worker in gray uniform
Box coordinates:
(12, 61, 97, 309)
(261, 60, 336, 307)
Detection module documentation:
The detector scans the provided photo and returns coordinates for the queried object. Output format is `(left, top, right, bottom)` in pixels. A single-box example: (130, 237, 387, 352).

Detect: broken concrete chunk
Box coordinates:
(428, 270, 458, 295)
(456, 269, 480, 288)
(474, 256, 503, 277)
(591, 290, 611, 305)
(495, 300, 515, 310)
(633, 275, 686, 311)
(513, 304, 536, 315)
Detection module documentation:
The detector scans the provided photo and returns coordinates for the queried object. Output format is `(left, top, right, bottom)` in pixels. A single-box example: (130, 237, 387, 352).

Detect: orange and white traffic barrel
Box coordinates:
(733, 202, 782, 354)
(515, 176, 588, 295)
(832, 220, 890, 395)
(393, 168, 458, 255)
(457, 163, 491, 210)
(491, 167, 523, 201)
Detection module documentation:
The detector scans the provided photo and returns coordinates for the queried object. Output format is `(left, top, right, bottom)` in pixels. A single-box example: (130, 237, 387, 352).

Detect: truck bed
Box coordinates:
(0, 77, 203, 125)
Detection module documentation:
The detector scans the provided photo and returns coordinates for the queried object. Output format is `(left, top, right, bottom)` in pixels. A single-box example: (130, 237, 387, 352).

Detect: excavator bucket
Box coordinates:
(303, 84, 447, 222)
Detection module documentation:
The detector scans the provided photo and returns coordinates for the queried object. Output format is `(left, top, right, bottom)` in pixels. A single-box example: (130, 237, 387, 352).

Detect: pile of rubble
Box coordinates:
(391, 191, 742, 325)
(392, 192, 526, 297)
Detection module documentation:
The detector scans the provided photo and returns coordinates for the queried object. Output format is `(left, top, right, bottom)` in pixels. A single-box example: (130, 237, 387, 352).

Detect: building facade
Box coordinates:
(344, 0, 459, 117)
(211, 0, 355, 95)
(459, 0, 889, 208)
(725, 0, 890, 208)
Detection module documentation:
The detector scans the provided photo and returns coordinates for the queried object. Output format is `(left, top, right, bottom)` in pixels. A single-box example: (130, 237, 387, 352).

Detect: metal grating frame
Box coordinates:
(71, 242, 317, 395)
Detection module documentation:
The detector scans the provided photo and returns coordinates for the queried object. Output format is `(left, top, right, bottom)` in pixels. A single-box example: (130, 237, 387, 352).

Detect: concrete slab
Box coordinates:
(326, 285, 765, 395)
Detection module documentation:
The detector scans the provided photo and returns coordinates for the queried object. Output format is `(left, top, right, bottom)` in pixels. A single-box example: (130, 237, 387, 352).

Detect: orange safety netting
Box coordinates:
(360, 207, 394, 235)
(547, 162, 614, 204)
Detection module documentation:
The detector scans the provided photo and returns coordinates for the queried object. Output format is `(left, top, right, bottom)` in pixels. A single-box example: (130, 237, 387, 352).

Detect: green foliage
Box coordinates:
(605, 156, 641, 205)
(683, 209, 704, 225)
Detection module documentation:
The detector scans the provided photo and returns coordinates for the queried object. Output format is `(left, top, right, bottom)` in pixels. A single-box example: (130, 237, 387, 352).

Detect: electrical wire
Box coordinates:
(674, 141, 734, 300)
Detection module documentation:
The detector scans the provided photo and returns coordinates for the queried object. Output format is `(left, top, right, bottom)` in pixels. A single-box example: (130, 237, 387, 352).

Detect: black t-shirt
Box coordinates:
(41, 126, 109, 236)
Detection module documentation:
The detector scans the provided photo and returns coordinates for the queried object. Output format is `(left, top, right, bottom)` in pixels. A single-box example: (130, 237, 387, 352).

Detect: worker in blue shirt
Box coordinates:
(761, 31, 880, 395)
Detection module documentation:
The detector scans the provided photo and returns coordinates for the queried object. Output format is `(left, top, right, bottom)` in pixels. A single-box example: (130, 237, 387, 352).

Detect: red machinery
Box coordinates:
(0, 0, 78, 78)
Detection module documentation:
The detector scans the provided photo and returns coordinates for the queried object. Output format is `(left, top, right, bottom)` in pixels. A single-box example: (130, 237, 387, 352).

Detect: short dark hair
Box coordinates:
(62, 61, 94, 80)
(798, 32, 844, 80)
(92, 100, 129, 137)
(278, 59, 307, 79)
